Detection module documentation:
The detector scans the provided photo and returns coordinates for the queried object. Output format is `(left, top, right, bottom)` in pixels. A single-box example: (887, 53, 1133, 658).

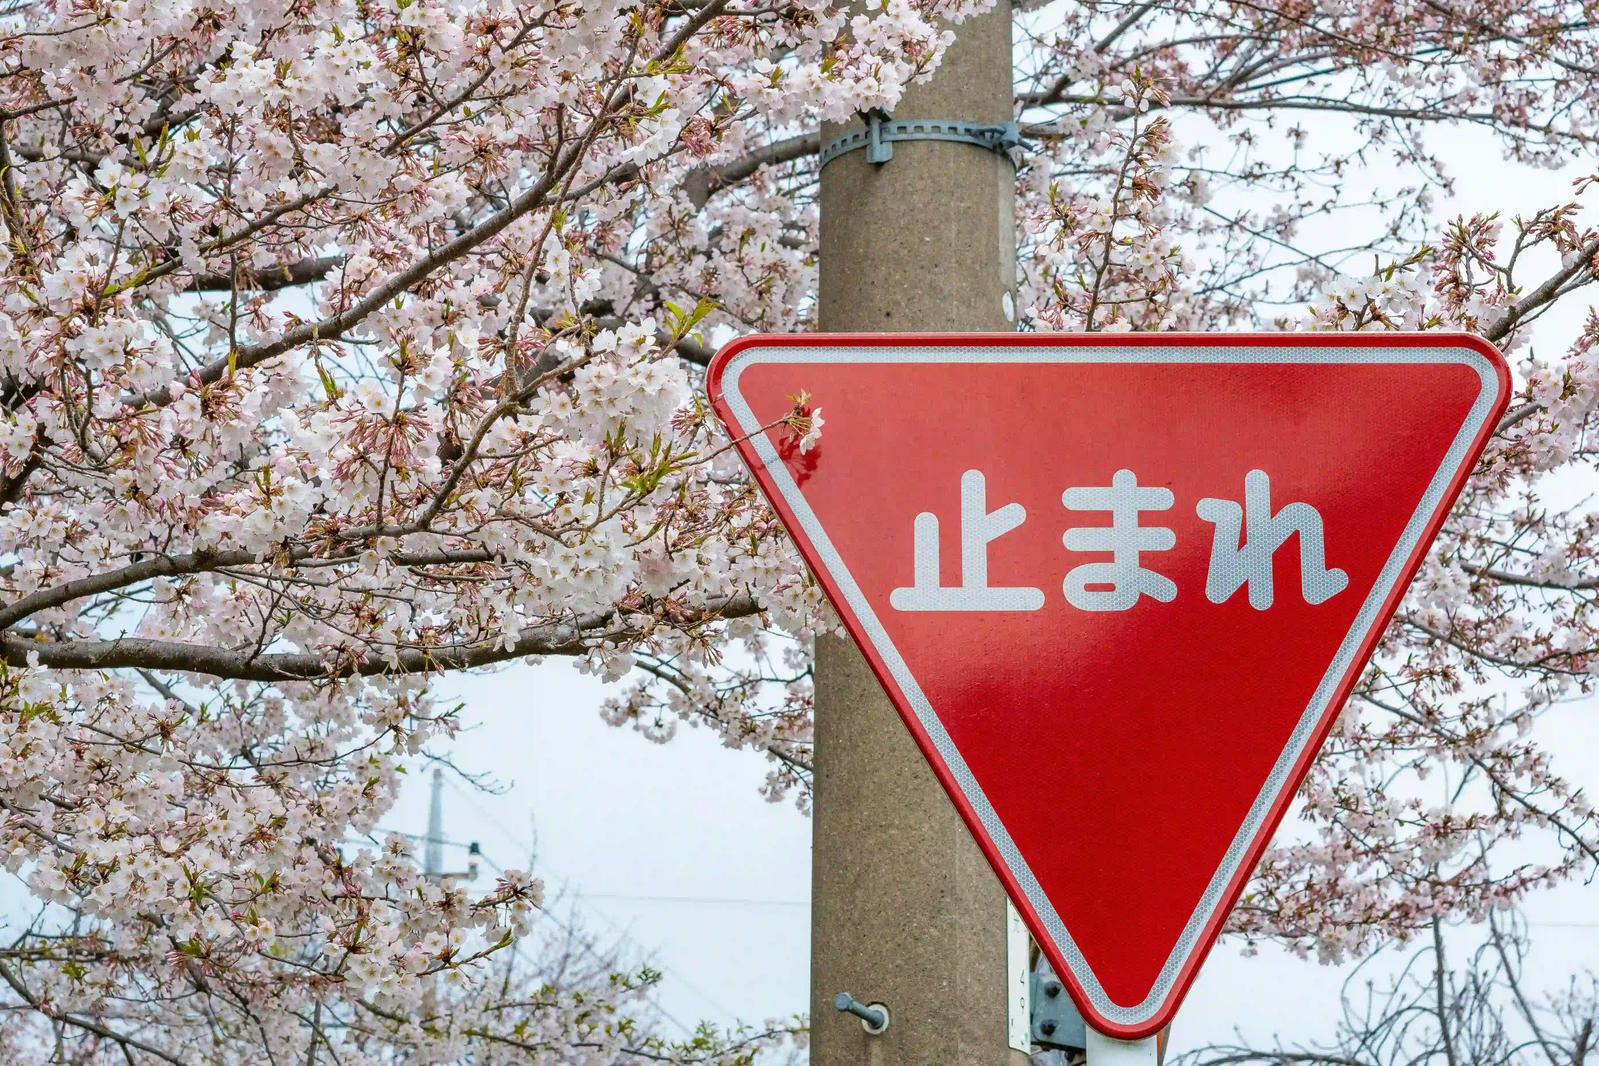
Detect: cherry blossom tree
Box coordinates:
(0, 0, 1596, 1061)
(1177, 909, 1599, 1065)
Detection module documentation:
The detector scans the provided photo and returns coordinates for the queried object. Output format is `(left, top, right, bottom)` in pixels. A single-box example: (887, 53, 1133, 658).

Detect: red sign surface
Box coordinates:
(707, 333, 1509, 1039)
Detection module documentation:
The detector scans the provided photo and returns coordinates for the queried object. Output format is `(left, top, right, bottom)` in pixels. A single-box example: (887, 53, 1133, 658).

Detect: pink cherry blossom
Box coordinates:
(0, 0, 1595, 1060)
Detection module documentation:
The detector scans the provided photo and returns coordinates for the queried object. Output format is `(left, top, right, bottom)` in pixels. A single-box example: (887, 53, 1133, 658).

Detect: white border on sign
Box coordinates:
(720, 343, 1501, 1029)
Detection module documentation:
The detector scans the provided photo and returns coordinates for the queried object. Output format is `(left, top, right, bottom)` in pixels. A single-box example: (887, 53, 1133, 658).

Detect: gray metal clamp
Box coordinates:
(1031, 972, 1088, 1053)
(818, 109, 1025, 169)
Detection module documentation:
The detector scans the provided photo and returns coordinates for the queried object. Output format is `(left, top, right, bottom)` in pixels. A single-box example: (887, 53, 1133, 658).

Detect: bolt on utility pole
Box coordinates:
(810, 3, 1027, 1063)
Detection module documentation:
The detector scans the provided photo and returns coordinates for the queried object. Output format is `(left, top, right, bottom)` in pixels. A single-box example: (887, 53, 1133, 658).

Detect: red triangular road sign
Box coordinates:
(708, 332, 1509, 1039)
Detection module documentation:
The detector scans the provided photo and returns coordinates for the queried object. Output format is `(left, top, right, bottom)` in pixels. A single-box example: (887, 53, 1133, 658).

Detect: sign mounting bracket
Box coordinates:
(819, 108, 1025, 168)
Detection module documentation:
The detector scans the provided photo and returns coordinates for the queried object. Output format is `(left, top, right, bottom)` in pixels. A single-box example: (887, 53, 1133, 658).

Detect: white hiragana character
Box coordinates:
(1196, 469, 1349, 610)
(890, 469, 1045, 612)
(1062, 469, 1177, 611)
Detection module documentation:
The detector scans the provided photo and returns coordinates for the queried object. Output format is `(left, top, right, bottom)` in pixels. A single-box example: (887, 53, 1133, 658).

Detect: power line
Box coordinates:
(435, 777, 812, 908)
(424, 776, 748, 1029)
(387, 822, 1599, 935)
(380, 825, 807, 907)
(388, 804, 712, 1038)
(470, 847, 716, 1034)
(582, 892, 807, 909)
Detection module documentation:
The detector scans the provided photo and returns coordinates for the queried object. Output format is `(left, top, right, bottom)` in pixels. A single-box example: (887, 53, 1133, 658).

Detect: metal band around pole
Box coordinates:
(819, 109, 1024, 169)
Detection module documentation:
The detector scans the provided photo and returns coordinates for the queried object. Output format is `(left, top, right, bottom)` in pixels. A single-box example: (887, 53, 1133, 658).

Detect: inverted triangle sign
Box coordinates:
(708, 332, 1509, 1039)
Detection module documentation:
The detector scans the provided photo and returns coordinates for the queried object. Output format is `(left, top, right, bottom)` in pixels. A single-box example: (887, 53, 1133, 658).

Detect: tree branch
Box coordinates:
(184, 255, 344, 293)
(0, 594, 761, 681)
(682, 132, 819, 207)
(0, 958, 197, 1066)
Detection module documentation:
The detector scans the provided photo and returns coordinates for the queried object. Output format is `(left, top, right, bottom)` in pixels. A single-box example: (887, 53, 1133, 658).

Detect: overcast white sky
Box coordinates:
(385, 675, 1599, 1056)
(387, 661, 1598, 1056)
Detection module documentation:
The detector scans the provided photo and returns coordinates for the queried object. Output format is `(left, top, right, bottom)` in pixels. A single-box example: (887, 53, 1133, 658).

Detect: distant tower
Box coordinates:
(425, 768, 445, 879)
(421, 768, 480, 882)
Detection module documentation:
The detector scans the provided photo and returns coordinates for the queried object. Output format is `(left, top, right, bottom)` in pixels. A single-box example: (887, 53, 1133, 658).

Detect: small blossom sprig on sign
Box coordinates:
(782, 391, 825, 454)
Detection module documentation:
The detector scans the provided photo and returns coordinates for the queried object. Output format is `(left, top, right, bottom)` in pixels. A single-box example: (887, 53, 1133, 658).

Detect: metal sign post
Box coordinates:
(1087, 1032, 1162, 1065)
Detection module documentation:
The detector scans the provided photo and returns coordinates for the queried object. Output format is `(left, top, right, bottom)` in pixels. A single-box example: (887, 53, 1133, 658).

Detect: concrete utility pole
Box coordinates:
(810, 4, 1027, 1063)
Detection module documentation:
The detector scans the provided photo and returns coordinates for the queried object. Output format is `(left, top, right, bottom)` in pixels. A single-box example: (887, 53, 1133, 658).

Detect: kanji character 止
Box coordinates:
(890, 469, 1046, 612)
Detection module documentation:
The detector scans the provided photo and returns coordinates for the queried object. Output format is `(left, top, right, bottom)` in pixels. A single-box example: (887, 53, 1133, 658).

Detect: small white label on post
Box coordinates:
(1007, 899, 1031, 1052)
